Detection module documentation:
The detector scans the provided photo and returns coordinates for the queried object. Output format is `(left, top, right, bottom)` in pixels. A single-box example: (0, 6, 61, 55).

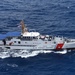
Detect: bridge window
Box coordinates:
(33, 37, 36, 39)
(14, 41, 16, 43)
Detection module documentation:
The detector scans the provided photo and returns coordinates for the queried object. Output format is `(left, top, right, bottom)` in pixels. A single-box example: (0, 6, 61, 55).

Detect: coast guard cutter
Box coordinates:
(0, 20, 75, 51)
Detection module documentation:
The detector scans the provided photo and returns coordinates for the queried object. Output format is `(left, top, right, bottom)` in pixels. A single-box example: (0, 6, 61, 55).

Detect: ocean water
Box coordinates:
(0, 0, 75, 75)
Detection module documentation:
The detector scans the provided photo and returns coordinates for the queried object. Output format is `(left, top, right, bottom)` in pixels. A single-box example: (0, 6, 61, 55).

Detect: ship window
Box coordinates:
(33, 37, 37, 39)
(14, 41, 16, 43)
(18, 41, 21, 44)
(33, 37, 35, 39)
(21, 36, 33, 40)
(54, 42, 56, 44)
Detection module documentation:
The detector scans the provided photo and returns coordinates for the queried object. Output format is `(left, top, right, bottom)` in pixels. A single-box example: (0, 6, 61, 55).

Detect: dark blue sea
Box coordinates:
(0, 0, 75, 75)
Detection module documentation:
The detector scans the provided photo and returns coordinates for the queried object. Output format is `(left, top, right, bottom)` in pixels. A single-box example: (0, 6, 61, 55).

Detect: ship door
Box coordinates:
(2, 39, 6, 45)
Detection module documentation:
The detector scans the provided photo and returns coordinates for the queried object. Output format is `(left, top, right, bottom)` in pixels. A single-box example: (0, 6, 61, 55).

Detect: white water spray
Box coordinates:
(0, 49, 68, 59)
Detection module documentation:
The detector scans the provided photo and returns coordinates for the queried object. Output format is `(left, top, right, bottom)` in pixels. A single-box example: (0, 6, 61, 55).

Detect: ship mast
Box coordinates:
(20, 20, 28, 34)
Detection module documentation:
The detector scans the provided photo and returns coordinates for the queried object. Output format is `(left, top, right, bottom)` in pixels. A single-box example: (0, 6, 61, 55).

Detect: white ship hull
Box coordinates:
(0, 39, 75, 51)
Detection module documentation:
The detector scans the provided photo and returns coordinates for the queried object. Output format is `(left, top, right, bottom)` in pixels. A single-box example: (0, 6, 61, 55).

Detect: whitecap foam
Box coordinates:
(0, 52, 10, 59)
(54, 49, 67, 54)
(0, 49, 68, 59)
(7, 64, 18, 67)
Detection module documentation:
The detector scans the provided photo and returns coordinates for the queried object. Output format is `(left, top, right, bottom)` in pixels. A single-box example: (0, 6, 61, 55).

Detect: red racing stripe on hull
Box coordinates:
(56, 43, 64, 50)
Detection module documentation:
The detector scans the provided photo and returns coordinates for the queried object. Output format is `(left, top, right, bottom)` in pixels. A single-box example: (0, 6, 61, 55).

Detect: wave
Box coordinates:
(0, 49, 68, 59)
